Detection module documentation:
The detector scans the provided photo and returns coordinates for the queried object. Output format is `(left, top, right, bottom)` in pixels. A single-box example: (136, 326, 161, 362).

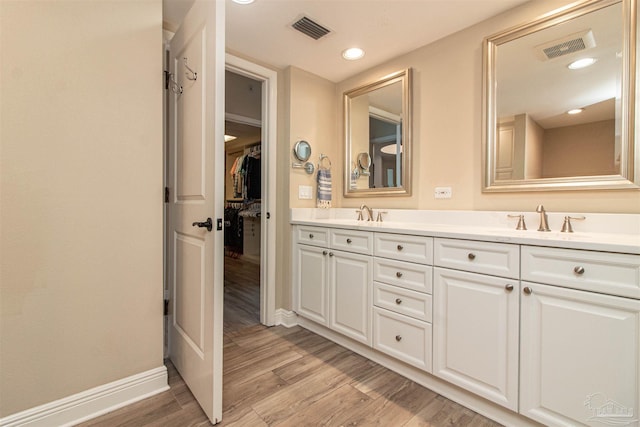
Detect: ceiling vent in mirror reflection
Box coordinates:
(535, 29, 596, 60)
(291, 16, 331, 40)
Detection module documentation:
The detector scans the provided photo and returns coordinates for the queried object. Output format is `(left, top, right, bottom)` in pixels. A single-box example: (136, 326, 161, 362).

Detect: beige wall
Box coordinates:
(325, 0, 639, 213)
(543, 119, 617, 178)
(525, 115, 544, 179)
(0, 0, 163, 416)
(288, 67, 338, 208)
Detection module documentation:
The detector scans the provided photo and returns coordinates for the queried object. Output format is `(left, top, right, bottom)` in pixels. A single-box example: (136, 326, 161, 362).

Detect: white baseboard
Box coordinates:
(274, 309, 298, 328)
(0, 366, 169, 427)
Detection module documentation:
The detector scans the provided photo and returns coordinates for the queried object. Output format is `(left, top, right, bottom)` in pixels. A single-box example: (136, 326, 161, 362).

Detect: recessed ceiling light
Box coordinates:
(342, 47, 365, 60)
(567, 58, 597, 70)
(224, 134, 237, 142)
(567, 108, 584, 115)
(232, 0, 254, 4)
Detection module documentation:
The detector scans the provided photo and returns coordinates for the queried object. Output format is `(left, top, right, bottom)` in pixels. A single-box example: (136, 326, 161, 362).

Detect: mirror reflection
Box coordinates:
(344, 69, 412, 197)
(484, 0, 638, 191)
(293, 140, 312, 162)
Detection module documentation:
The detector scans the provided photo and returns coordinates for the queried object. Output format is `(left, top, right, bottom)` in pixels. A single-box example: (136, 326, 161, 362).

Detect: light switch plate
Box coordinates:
(299, 185, 313, 199)
(434, 186, 452, 199)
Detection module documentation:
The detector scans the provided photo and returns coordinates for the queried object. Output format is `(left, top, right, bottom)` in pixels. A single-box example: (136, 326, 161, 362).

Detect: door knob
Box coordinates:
(192, 217, 213, 232)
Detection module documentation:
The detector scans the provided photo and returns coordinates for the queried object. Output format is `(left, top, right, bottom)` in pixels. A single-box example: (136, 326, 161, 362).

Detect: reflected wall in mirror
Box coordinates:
(344, 69, 412, 197)
(483, 0, 639, 191)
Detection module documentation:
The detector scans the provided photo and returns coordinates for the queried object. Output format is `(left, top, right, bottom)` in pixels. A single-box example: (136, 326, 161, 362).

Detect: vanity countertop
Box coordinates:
(290, 209, 640, 254)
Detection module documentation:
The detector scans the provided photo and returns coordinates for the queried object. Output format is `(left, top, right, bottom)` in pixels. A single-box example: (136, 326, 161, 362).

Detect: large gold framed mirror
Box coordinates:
(483, 0, 639, 191)
(344, 69, 412, 197)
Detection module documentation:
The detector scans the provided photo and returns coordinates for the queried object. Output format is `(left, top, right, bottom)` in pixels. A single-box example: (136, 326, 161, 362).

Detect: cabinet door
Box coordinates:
(295, 244, 329, 325)
(433, 268, 519, 411)
(329, 250, 373, 345)
(520, 282, 640, 427)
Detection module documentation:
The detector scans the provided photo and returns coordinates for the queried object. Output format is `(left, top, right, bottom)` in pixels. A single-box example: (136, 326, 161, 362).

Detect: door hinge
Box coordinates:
(164, 187, 169, 203)
(164, 299, 169, 316)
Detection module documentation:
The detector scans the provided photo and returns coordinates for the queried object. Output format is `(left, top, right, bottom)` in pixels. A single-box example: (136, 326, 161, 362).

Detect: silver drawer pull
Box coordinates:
(397, 244, 404, 251)
(322, 250, 328, 256)
(523, 287, 533, 295)
(505, 284, 514, 292)
(346, 238, 352, 244)
(309, 233, 314, 239)
(468, 253, 476, 260)
(574, 266, 585, 275)
(396, 272, 403, 278)
(395, 335, 402, 342)
(395, 298, 402, 305)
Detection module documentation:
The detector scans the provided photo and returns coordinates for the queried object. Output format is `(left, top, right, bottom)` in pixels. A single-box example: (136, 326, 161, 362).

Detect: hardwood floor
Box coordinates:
(79, 257, 502, 427)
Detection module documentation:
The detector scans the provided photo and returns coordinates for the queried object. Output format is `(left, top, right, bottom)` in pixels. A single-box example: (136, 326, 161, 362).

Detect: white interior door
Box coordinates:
(168, 0, 225, 423)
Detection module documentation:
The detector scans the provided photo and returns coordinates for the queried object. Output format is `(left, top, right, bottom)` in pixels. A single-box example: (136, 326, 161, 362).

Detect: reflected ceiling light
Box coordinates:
(224, 134, 237, 142)
(567, 108, 584, 115)
(342, 47, 365, 60)
(232, 0, 255, 4)
(567, 57, 596, 69)
(380, 144, 402, 155)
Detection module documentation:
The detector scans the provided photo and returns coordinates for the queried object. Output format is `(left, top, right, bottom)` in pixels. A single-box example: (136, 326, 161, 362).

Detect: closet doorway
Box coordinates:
(224, 55, 277, 331)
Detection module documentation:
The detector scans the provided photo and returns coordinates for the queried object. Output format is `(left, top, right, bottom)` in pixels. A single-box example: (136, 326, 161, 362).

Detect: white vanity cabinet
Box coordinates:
(294, 226, 373, 345)
(433, 238, 520, 411)
(292, 216, 640, 427)
(372, 233, 434, 372)
(519, 247, 640, 427)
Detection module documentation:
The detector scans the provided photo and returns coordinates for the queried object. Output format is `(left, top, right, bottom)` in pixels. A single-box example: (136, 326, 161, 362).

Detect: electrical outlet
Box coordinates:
(434, 186, 452, 199)
(298, 185, 313, 200)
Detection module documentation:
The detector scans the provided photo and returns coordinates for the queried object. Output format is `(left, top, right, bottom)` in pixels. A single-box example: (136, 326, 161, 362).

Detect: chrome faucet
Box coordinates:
(359, 204, 374, 221)
(535, 205, 550, 232)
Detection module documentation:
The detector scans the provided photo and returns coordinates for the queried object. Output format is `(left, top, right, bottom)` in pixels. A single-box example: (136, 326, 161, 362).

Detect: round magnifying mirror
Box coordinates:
(293, 140, 312, 162)
(357, 152, 371, 176)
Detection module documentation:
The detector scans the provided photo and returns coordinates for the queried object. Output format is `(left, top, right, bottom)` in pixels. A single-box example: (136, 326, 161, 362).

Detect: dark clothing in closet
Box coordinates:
(244, 156, 261, 200)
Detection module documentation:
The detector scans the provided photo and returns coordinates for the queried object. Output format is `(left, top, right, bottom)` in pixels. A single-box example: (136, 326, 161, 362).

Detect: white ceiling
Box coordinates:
(164, 0, 529, 83)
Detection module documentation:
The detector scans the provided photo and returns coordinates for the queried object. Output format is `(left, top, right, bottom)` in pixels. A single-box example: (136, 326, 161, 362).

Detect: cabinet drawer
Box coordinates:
(374, 258, 433, 294)
(330, 229, 373, 255)
(373, 307, 432, 372)
(374, 282, 432, 322)
(374, 233, 433, 264)
(522, 246, 640, 299)
(434, 238, 519, 279)
(296, 225, 329, 247)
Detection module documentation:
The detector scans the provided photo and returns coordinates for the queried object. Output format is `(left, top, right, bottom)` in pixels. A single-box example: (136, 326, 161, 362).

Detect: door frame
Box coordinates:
(225, 54, 277, 326)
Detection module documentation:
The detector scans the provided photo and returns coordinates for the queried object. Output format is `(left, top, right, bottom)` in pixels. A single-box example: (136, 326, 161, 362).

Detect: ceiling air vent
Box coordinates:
(291, 16, 331, 40)
(535, 30, 596, 61)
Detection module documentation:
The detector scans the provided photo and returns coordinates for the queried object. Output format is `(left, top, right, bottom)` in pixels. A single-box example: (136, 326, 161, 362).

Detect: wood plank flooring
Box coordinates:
(79, 257, 503, 427)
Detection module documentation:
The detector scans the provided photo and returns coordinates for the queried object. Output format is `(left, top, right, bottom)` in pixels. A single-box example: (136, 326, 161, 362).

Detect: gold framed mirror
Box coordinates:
(483, 0, 639, 192)
(344, 69, 412, 197)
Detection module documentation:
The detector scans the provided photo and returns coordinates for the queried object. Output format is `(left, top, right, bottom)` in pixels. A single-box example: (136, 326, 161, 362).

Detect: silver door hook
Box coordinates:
(183, 57, 198, 81)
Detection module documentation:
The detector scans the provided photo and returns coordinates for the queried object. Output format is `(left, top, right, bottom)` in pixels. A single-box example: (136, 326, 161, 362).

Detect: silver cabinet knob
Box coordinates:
(322, 250, 328, 256)
(574, 266, 585, 275)
(395, 298, 402, 305)
(468, 253, 476, 260)
(395, 335, 402, 342)
(397, 245, 404, 251)
(309, 233, 314, 239)
(505, 284, 514, 292)
(523, 287, 533, 295)
(346, 238, 352, 244)
(329, 252, 334, 257)
(396, 272, 403, 278)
